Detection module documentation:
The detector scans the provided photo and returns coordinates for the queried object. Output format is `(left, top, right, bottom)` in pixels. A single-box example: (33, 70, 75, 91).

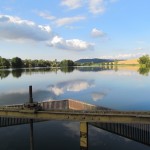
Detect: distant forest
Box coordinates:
(0, 56, 75, 68)
(0, 56, 116, 69)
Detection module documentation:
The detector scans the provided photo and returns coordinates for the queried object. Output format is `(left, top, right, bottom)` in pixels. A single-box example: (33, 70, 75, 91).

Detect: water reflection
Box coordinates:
(91, 92, 107, 101)
(1, 66, 150, 80)
(12, 69, 24, 78)
(0, 89, 56, 105)
(0, 121, 149, 150)
(0, 66, 113, 80)
(138, 67, 150, 76)
(60, 67, 74, 73)
(0, 78, 95, 106)
(0, 69, 10, 79)
(0, 65, 150, 150)
(48, 79, 94, 96)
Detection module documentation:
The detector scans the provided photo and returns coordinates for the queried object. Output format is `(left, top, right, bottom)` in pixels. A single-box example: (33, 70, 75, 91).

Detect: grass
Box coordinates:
(117, 59, 139, 65)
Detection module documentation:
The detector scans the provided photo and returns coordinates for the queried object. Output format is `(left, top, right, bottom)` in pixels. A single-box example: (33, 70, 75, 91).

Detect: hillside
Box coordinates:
(75, 58, 114, 63)
(118, 59, 139, 65)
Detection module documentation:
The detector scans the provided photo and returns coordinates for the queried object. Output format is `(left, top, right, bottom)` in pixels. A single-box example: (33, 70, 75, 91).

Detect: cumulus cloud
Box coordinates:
(54, 16, 86, 27)
(47, 79, 94, 96)
(61, 0, 83, 9)
(0, 14, 95, 51)
(0, 14, 53, 41)
(47, 36, 94, 51)
(92, 92, 106, 101)
(91, 28, 106, 38)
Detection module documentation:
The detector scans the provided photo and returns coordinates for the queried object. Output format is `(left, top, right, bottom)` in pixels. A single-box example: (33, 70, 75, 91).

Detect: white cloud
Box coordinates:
(99, 53, 146, 59)
(47, 36, 94, 51)
(0, 15, 94, 51)
(91, 28, 106, 38)
(88, 0, 118, 14)
(38, 11, 56, 20)
(55, 16, 86, 27)
(60, 0, 118, 15)
(61, 0, 83, 9)
(0, 14, 53, 41)
(88, 0, 106, 14)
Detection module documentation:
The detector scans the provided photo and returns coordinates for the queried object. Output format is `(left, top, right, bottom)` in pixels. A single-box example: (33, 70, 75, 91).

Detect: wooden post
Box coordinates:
(80, 122, 88, 150)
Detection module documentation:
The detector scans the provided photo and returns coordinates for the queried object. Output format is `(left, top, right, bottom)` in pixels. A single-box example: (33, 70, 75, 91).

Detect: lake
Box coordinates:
(0, 66, 150, 150)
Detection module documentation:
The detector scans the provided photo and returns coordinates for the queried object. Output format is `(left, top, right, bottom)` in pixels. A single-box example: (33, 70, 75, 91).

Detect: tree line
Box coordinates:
(138, 54, 150, 67)
(0, 56, 75, 69)
(1, 55, 150, 69)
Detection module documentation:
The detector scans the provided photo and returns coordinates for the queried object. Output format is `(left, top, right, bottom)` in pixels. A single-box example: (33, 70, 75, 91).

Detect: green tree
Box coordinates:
(0, 57, 10, 68)
(114, 60, 118, 65)
(32, 59, 39, 67)
(11, 57, 23, 68)
(23, 59, 30, 68)
(110, 62, 113, 66)
(60, 60, 74, 67)
(52, 59, 58, 67)
(138, 55, 150, 67)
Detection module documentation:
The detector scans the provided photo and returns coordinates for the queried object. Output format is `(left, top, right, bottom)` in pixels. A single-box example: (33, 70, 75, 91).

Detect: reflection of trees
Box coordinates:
(24, 68, 58, 75)
(12, 69, 24, 78)
(114, 65, 118, 72)
(60, 67, 74, 73)
(0, 70, 10, 79)
(138, 67, 150, 76)
(77, 67, 102, 72)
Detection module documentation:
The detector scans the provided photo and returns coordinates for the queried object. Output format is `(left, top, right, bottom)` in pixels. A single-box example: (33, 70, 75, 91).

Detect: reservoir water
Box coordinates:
(0, 67, 150, 150)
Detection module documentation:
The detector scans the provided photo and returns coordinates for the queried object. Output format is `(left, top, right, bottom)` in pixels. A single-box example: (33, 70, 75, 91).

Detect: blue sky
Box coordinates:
(0, 0, 150, 61)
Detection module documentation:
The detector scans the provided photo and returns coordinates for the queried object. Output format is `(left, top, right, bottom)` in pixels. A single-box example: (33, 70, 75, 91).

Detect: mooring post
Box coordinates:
(29, 85, 34, 150)
(80, 122, 88, 150)
(29, 85, 33, 103)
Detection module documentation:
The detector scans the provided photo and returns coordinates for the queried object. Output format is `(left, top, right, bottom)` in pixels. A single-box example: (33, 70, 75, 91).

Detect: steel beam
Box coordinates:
(0, 110, 150, 124)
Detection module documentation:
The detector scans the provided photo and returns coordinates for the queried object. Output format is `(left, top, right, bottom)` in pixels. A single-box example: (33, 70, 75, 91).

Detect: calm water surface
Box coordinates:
(0, 67, 150, 150)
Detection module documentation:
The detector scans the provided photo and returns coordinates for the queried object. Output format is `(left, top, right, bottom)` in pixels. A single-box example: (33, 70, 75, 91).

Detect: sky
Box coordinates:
(0, 0, 150, 61)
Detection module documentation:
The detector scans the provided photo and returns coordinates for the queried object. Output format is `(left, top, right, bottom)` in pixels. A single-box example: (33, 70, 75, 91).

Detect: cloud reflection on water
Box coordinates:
(0, 79, 95, 105)
(92, 92, 107, 101)
(47, 79, 95, 96)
